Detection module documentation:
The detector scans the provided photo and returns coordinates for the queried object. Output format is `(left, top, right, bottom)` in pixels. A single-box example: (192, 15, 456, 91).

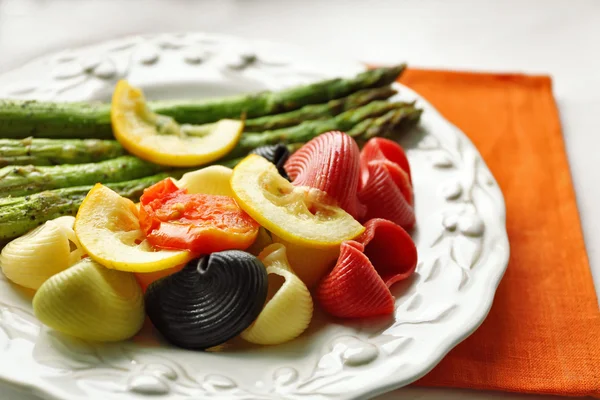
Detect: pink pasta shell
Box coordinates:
(316, 241, 395, 318)
(360, 137, 412, 185)
(316, 219, 417, 319)
(284, 131, 366, 219)
(358, 160, 416, 230)
(358, 218, 417, 287)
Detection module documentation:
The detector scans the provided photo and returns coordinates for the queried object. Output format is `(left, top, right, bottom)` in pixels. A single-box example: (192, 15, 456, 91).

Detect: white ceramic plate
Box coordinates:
(0, 33, 509, 400)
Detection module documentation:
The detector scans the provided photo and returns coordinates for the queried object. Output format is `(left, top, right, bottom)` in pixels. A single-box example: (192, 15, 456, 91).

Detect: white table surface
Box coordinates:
(0, 0, 597, 399)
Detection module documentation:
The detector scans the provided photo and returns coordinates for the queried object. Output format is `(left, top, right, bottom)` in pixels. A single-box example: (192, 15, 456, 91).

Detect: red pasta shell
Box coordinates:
(316, 241, 395, 318)
(358, 218, 417, 287)
(317, 219, 417, 319)
(358, 159, 415, 230)
(360, 137, 412, 185)
(284, 131, 366, 219)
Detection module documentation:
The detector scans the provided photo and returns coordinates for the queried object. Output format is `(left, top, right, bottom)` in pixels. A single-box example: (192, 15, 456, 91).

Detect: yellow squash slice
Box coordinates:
(231, 155, 364, 248)
(111, 80, 243, 167)
(74, 184, 193, 273)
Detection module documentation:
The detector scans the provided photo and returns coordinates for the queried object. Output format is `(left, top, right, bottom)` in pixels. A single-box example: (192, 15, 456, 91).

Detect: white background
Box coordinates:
(0, 0, 597, 399)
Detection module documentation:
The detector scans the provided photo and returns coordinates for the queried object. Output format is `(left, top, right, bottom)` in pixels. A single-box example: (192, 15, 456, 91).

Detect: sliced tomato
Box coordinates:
(139, 178, 259, 254)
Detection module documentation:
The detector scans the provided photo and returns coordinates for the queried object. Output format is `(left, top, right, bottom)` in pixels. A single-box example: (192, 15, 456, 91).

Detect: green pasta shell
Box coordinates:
(33, 258, 145, 342)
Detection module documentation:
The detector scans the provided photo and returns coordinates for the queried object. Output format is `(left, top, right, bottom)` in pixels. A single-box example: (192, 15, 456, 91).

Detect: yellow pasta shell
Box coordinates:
(0, 216, 82, 290)
(272, 235, 339, 288)
(241, 243, 313, 345)
(33, 258, 144, 342)
(176, 166, 234, 196)
(246, 227, 273, 257)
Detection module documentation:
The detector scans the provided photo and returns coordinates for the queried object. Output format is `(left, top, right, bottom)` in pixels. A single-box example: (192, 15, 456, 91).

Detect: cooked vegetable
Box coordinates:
(175, 165, 234, 196)
(0, 174, 171, 243)
(0, 66, 405, 139)
(0, 155, 163, 198)
(111, 80, 244, 167)
(358, 139, 415, 230)
(0, 138, 125, 166)
(228, 101, 421, 158)
(74, 184, 193, 273)
(33, 258, 145, 341)
(347, 105, 422, 143)
(0, 67, 403, 142)
(241, 244, 313, 345)
(243, 86, 397, 132)
(249, 144, 290, 180)
(272, 234, 339, 288)
(317, 218, 417, 318)
(0, 216, 82, 289)
(147, 65, 406, 124)
(0, 100, 112, 139)
(145, 251, 268, 350)
(285, 131, 366, 219)
(231, 155, 364, 248)
(139, 179, 259, 254)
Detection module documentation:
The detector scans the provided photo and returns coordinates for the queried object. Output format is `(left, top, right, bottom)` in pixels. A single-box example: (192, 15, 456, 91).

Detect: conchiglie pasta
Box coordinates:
(241, 244, 313, 345)
(272, 234, 339, 288)
(246, 227, 273, 257)
(284, 131, 366, 219)
(33, 258, 145, 342)
(176, 166, 234, 196)
(0, 216, 83, 290)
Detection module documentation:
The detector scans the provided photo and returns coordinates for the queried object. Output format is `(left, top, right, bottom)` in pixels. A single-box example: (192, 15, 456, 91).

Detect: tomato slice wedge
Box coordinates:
(139, 179, 259, 254)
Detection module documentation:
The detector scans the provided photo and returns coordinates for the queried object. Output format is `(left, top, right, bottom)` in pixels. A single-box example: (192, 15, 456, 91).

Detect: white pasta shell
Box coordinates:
(272, 234, 339, 288)
(0, 216, 82, 289)
(33, 258, 145, 342)
(241, 243, 313, 345)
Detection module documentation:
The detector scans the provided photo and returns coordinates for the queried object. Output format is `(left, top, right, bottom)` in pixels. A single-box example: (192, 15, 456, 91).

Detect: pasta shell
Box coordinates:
(134, 264, 185, 292)
(317, 219, 417, 319)
(241, 244, 313, 345)
(358, 218, 417, 287)
(272, 234, 339, 288)
(360, 138, 412, 185)
(145, 250, 268, 350)
(246, 227, 273, 257)
(0, 216, 83, 289)
(32, 258, 145, 342)
(249, 144, 290, 180)
(317, 241, 394, 318)
(175, 166, 234, 196)
(284, 131, 366, 219)
(358, 160, 415, 230)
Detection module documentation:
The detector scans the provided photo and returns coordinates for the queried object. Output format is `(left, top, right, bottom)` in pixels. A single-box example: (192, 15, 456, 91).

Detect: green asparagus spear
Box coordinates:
(0, 174, 170, 242)
(0, 156, 164, 198)
(0, 65, 405, 139)
(0, 100, 112, 139)
(348, 104, 423, 143)
(0, 138, 126, 167)
(242, 86, 397, 132)
(228, 101, 416, 158)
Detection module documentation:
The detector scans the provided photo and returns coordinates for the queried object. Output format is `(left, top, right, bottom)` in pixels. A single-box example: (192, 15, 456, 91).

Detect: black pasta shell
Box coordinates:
(145, 250, 268, 350)
(249, 144, 291, 181)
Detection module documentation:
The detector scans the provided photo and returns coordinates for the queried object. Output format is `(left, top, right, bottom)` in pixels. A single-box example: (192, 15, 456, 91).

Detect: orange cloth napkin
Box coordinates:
(397, 69, 600, 397)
